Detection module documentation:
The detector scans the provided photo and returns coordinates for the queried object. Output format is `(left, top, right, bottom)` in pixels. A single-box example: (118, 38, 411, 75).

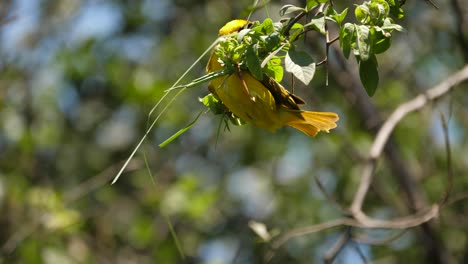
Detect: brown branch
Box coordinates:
(270, 218, 350, 249)
(267, 26, 468, 261)
(265, 218, 349, 262)
(306, 38, 466, 263)
(352, 205, 440, 229)
(268, 16, 468, 263)
(268, 204, 439, 255)
(446, 191, 468, 206)
(353, 229, 408, 246)
(350, 65, 468, 214)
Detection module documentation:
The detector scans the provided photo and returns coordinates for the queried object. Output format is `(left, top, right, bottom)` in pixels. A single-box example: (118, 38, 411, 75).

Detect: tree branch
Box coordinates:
(268, 204, 440, 256)
(350, 65, 468, 214)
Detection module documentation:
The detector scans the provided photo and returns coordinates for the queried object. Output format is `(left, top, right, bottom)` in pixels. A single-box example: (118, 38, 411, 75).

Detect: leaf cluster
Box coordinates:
(184, 0, 405, 145)
(340, 0, 404, 95)
(210, 0, 405, 102)
(214, 18, 286, 82)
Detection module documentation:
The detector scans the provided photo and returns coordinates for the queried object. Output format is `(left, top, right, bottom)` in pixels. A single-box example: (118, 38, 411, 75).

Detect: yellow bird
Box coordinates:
(206, 19, 339, 137)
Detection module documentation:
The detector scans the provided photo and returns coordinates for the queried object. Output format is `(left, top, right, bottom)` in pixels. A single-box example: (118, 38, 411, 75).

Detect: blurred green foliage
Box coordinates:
(0, 0, 467, 263)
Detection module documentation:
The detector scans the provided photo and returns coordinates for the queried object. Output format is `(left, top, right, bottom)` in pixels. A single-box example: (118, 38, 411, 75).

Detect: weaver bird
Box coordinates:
(206, 19, 339, 137)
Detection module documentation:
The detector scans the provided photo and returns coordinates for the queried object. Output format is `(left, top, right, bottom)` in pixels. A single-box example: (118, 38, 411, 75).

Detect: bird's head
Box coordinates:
(218, 19, 251, 36)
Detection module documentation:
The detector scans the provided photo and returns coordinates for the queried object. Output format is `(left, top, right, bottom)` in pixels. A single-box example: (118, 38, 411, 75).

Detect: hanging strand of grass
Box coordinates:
(164, 68, 233, 92)
(148, 39, 220, 118)
(111, 37, 222, 184)
(142, 152, 186, 260)
(111, 87, 186, 184)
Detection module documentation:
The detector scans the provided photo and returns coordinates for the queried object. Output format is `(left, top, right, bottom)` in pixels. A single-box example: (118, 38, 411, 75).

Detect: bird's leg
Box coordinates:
(235, 65, 256, 102)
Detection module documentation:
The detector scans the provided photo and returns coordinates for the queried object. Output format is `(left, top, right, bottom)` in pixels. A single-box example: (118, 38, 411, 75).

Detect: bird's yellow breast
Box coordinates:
(207, 55, 282, 131)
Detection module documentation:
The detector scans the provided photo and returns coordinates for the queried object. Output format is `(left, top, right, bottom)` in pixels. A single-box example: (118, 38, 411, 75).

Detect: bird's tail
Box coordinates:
(283, 109, 339, 137)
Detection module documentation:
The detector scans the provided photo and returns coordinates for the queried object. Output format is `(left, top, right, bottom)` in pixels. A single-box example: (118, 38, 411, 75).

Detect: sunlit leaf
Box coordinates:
(355, 5, 369, 23)
(201, 94, 224, 114)
(264, 56, 284, 82)
(279, 4, 305, 16)
(306, 0, 319, 11)
(327, 7, 348, 25)
(304, 13, 326, 34)
(261, 18, 274, 34)
(356, 25, 371, 61)
(340, 23, 355, 59)
(285, 48, 316, 85)
(249, 221, 272, 242)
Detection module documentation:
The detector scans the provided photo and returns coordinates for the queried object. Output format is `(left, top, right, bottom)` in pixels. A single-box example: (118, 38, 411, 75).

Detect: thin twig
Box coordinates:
(353, 229, 408, 245)
(313, 174, 348, 214)
(425, 0, 439, 9)
(324, 228, 351, 264)
(269, 204, 439, 252)
(446, 191, 468, 206)
(266, 65, 468, 261)
(439, 113, 453, 206)
(270, 218, 351, 252)
(351, 205, 440, 229)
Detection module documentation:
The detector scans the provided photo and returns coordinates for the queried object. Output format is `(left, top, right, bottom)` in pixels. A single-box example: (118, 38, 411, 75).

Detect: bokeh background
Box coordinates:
(0, 0, 467, 263)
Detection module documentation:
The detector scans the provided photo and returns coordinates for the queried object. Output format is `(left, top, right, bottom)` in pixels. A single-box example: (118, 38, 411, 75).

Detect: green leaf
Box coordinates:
(285, 48, 316, 85)
(340, 23, 355, 59)
(261, 18, 274, 34)
(304, 13, 326, 34)
(264, 56, 284, 82)
(359, 54, 379, 96)
(356, 25, 371, 61)
(245, 44, 263, 80)
(355, 5, 369, 23)
(382, 18, 404, 31)
(334, 8, 348, 24)
(159, 110, 204, 148)
(279, 5, 305, 16)
(373, 34, 391, 54)
(228, 113, 245, 126)
(306, 0, 319, 11)
(264, 32, 281, 52)
(201, 94, 224, 114)
(374, 0, 390, 15)
(390, 6, 404, 19)
(325, 6, 347, 25)
(369, 1, 388, 25)
(291, 23, 304, 31)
